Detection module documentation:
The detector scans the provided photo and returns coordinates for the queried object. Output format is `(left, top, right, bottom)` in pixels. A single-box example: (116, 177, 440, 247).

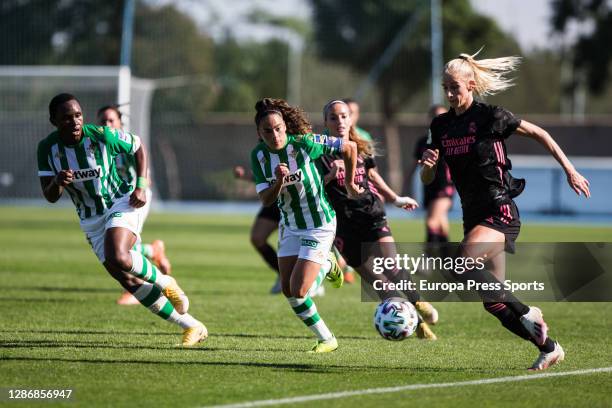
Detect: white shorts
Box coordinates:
(137, 188, 153, 234)
(277, 219, 336, 264)
(80, 195, 147, 262)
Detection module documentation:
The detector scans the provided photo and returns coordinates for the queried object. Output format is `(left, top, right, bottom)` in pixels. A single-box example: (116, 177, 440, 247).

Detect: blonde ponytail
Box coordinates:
(444, 47, 521, 96)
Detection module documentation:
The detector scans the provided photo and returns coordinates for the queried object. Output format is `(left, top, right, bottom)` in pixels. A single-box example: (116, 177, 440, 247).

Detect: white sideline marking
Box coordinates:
(203, 367, 612, 408)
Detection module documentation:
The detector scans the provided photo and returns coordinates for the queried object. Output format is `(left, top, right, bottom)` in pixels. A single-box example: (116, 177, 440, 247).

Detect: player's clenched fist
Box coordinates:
(129, 187, 147, 208)
(419, 149, 439, 169)
(54, 169, 74, 187)
(274, 163, 290, 181)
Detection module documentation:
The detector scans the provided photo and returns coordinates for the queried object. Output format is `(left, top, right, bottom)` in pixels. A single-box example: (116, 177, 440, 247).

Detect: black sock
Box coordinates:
(483, 303, 555, 352)
(539, 337, 556, 353)
(257, 244, 279, 273)
(426, 230, 449, 243)
(453, 266, 530, 316)
(484, 302, 531, 340)
(369, 268, 421, 303)
(389, 268, 421, 303)
(503, 300, 530, 317)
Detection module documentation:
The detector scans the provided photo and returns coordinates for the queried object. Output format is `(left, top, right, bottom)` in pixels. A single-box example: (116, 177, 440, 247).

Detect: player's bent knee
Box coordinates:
(250, 234, 267, 249)
(106, 269, 140, 291)
(104, 249, 132, 272)
(291, 285, 310, 298)
(426, 218, 440, 232)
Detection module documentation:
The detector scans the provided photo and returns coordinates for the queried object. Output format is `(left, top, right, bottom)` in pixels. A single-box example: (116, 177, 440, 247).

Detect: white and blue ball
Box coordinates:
(373, 299, 419, 341)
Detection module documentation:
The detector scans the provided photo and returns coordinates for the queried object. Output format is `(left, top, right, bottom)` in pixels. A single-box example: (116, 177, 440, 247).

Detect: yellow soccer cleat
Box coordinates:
(162, 277, 189, 314)
(325, 252, 344, 289)
(416, 321, 437, 340)
(182, 323, 208, 347)
(308, 336, 338, 353)
(414, 301, 439, 325)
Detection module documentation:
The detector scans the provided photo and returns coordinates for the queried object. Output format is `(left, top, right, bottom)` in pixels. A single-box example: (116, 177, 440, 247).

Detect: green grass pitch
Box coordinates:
(0, 206, 611, 407)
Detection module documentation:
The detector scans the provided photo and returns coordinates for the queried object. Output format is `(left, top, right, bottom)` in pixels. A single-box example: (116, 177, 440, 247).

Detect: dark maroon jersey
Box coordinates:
(320, 154, 386, 230)
(428, 101, 521, 220)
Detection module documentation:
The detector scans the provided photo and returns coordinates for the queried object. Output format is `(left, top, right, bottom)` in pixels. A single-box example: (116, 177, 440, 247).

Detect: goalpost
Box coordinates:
(0, 65, 154, 201)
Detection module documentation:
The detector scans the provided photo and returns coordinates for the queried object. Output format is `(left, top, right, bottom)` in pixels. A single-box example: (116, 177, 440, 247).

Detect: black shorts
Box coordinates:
(257, 204, 281, 222)
(424, 184, 455, 208)
(334, 218, 393, 267)
(463, 201, 521, 253)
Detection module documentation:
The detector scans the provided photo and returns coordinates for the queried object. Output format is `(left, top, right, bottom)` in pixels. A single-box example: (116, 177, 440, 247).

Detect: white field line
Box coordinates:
(203, 366, 612, 408)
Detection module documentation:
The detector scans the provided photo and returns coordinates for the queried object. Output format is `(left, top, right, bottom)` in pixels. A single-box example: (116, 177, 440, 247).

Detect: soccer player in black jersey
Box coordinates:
(420, 51, 591, 370)
(320, 99, 440, 340)
(411, 105, 455, 252)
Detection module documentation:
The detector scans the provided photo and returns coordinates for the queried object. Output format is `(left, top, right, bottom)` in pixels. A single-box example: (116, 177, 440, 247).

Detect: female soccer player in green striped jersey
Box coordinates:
(250, 98, 360, 352)
(38, 93, 206, 346)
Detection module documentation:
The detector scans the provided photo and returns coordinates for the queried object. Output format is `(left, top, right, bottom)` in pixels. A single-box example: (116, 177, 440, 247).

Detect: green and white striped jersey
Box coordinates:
(37, 124, 141, 220)
(115, 151, 137, 188)
(251, 134, 342, 230)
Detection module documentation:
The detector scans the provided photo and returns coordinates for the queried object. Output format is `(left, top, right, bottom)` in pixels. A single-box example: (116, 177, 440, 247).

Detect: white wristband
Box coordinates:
(394, 196, 414, 207)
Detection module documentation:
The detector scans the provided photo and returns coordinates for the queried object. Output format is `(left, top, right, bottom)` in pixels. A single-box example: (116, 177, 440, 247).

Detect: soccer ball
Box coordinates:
(373, 299, 419, 341)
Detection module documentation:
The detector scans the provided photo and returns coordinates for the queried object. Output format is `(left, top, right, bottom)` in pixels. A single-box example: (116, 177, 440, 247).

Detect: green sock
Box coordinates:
(288, 296, 333, 341)
(307, 260, 330, 297)
(129, 250, 171, 289)
(133, 243, 154, 259)
(132, 283, 198, 329)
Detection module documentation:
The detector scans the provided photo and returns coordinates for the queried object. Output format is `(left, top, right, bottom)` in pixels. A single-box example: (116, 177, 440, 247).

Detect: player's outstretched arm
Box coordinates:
(341, 140, 363, 197)
(40, 170, 73, 203)
(129, 144, 148, 208)
(368, 168, 418, 210)
(516, 120, 591, 198)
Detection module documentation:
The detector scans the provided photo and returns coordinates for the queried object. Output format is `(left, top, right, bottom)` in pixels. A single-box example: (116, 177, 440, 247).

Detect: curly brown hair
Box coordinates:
(254, 98, 312, 135)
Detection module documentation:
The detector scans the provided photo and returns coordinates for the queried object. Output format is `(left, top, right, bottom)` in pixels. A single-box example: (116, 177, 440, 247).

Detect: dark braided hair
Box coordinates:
(254, 98, 312, 135)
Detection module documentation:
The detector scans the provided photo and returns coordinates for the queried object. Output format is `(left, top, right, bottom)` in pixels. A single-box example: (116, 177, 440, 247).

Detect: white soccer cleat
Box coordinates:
(520, 306, 548, 346)
(529, 341, 565, 371)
